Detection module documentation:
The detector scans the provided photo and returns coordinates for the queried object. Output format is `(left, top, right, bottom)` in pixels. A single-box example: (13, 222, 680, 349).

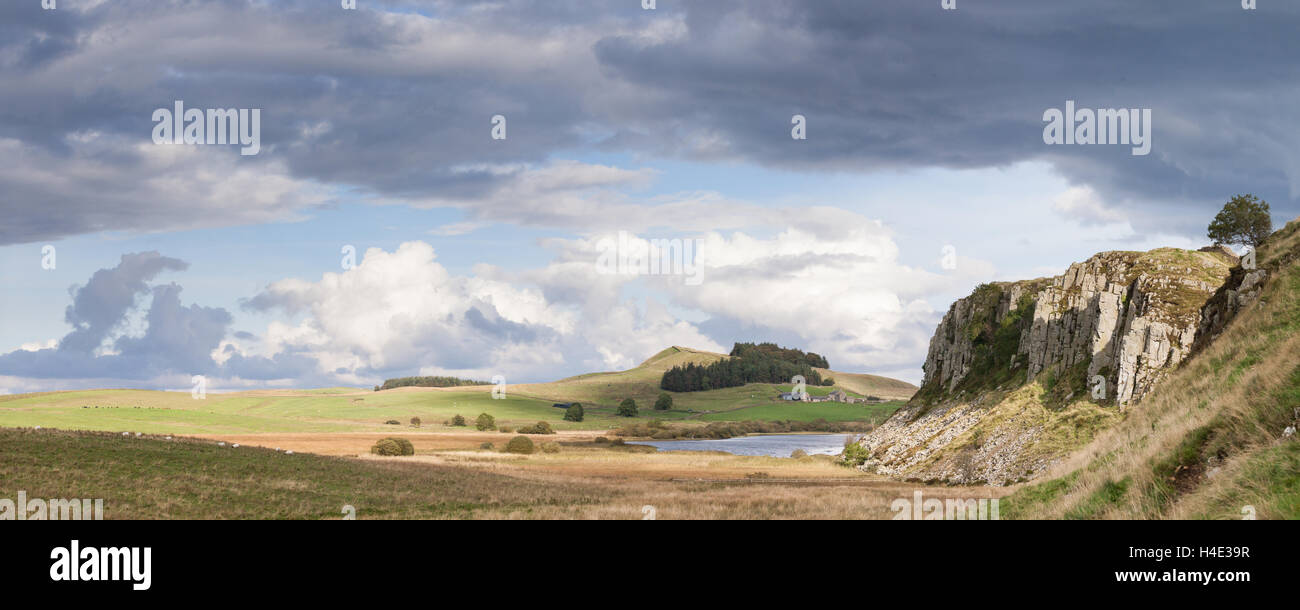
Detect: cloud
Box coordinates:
(57, 251, 189, 354)
(0, 251, 314, 385)
(242, 240, 725, 381)
(1052, 186, 1128, 227)
(4, 1, 1299, 244)
(0, 252, 228, 379)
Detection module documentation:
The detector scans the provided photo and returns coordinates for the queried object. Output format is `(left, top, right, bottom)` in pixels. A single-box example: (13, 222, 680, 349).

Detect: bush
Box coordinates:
(371, 439, 402, 456)
(618, 398, 638, 417)
(479, 442, 494, 450)
(839, 442, 871, 468)
(517, 421, 555, 435)
(563, 403, 584, 422)
(593, 436, 609, 444)
(541, 442, 560, 454)
(410, 416, 421, 428)
(371, 437, 415, 456)
(384, 420, 400, 425)
(822, 378, 835, 386)
(498, 426, 513, 434)
(475, 413, 496, 431)
(505, 436, 535, 454)
(790, 449, 808, 458)
(654, 392, 673, 411)
(450, 414, 467, 427)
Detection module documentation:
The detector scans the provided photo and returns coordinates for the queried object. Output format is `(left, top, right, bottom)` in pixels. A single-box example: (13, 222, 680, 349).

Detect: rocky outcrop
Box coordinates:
(859, 246, 1238, 485)
(925, 247, 1235, 406)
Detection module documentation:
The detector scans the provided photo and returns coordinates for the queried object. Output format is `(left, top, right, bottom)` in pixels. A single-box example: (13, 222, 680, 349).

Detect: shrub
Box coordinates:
(822, 378, 835, 386)
(505, 436, 535, 454)
(371, 439, 402, 456)
(371, 437, 414, 456)
(839, 442, 872, 468)
(517, 421, 555, 435)
(541, 442, 560, 454)
(563, 403, 584, 422)
(384, 420, 400, 425)
(617, 398, 638, 417)
(475, 413, 496, 431)
(450, 414, 467, 427)
(498, 425, 513, 433)
(593, 436, 609, 444)
(654, 392, 673, 411)
(410, 417, 421, 428)
(791, 449, 808, 459)
(479, 442, 494, 450)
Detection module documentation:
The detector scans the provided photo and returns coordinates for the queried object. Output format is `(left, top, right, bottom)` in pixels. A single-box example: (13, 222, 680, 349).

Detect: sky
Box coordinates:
(1, 0, 1298, 393)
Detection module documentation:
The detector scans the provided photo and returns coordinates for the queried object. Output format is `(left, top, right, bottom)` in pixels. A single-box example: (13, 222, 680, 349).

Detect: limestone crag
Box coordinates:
(928, 247, 1234, 407)
(860, 246, 1237, 484)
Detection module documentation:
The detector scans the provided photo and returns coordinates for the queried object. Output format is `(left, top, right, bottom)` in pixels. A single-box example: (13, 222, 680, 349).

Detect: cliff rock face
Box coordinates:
(860, 247, 1237, 485)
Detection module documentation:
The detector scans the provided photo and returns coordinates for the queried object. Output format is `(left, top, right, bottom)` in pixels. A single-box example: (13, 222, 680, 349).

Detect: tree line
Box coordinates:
(729, 342, 829, 369)
(660, 342, 828, 392)
(376, 376, 489, 391)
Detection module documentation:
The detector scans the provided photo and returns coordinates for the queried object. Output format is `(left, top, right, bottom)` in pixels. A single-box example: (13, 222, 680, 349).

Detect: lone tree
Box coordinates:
(654, 392, 673, 411)
(617, 398, 638, 417)
(475, 413, 496, 431)
(409, 416, 421, 428)
(563, 403, 584, 422)
(1208, 194, 1273, 249)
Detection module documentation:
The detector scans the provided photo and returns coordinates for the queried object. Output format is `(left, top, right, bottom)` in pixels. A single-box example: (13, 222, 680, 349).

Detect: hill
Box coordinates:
(856, 244, 1242, 484)
(510, 345, 917, 408)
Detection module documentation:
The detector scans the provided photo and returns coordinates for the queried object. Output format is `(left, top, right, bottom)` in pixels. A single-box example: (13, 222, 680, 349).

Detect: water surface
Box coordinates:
(627, 433, 856, 458)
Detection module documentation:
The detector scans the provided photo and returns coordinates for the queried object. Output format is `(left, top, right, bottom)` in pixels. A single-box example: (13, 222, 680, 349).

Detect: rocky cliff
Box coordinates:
(858, 246, 1240, 485)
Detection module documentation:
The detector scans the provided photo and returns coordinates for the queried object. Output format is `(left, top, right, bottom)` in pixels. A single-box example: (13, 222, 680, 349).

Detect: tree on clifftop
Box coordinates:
(1208, 194, 1273, 248)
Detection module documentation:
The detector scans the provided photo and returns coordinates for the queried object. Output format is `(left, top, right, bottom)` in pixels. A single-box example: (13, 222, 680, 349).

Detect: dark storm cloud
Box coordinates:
(3, 0, 1299, 244)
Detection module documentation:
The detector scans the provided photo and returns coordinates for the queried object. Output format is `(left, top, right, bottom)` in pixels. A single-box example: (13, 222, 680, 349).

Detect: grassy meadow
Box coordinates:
(0, 345, 926, 519)
(0, 427, 1000, 519)
(0, 345, 914, 436)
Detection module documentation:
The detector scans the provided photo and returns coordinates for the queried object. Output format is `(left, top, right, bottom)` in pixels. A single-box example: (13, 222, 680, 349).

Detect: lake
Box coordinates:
(627, 433, 858, 458)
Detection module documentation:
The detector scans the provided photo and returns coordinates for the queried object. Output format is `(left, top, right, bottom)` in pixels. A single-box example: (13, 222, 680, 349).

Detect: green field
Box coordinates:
(0, 385, 905, 434)
(0, 346, 916, 435)
(697, 400, 903, 423)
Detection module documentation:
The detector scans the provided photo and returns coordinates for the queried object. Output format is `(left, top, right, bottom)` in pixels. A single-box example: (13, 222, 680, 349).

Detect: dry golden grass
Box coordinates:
(187, 428, 1007, 519)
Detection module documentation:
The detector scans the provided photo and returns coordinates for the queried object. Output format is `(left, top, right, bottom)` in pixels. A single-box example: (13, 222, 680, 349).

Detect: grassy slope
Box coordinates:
(1002, 219, 1300, 519)
(512, 345, 916, 408)
(0, 346, 916, 434)
(0, 428, 612, 519)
